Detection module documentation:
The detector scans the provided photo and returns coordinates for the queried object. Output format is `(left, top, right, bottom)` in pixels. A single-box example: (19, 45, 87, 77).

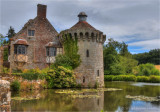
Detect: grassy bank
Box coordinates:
(104, 75, 160, 83)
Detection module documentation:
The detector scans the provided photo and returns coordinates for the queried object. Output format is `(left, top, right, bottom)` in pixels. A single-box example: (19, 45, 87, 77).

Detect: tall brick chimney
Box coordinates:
(37, 4, 47, 18)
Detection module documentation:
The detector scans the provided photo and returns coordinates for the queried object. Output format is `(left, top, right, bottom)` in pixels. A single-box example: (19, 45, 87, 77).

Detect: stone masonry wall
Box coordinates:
(75, 39, 104, 87)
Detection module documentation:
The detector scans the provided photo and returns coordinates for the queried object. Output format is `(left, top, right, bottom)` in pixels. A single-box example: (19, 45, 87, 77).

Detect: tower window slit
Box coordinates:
(86, 49, 89, 57)
(97, 70, 99, 76)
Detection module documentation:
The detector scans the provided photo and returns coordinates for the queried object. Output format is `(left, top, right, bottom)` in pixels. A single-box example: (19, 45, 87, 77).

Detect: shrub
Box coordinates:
(11, 80, 20, 91)
(104, 75, 114, 81)
(22, 72, 39, 80)
(149, 75, 160, 83)
(104, 75, 160, 83)
(112, 75, 136, 81)
(76, 84, 82, 88)
(1, 66, 9, 74)
(94, 81, 99, 88)
(21, 68, 46, 80)
(46, 66, 76, 88)
(12, 69, 22, 73)
(52, 55, 73, 69)
(136, 76, 149, 82)
(133, 63, 160, 76)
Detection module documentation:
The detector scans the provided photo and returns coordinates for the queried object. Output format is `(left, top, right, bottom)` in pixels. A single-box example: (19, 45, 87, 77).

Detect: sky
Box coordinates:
(0, 0, 159, 54)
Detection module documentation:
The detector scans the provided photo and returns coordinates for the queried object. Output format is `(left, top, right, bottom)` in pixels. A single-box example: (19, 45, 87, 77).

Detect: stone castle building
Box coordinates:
(60, 12, 106, 87)
(8, 4, 106, 87)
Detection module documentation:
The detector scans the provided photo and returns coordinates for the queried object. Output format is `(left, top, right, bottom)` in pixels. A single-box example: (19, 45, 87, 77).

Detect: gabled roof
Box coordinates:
(12, 17, 58, 39)
(70, 21, 96, 31)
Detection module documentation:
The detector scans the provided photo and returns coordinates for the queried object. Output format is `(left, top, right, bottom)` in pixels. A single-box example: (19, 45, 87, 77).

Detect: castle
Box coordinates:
(7, 4, 106, 87)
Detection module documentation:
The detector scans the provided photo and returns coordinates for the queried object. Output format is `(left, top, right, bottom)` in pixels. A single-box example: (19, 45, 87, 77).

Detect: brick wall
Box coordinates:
(10, 4, 59, 70)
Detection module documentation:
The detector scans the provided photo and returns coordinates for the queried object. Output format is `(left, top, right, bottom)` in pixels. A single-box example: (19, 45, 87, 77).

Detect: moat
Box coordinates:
(11, 82, 160, 111)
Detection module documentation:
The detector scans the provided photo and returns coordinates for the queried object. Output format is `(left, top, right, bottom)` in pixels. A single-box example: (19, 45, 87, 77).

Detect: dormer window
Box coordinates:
(46, 47, 57, 56)
(28, 30, 35, 36)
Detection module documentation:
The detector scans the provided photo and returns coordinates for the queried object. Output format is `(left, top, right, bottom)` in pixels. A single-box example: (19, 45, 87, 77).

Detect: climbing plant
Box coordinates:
(55, 34, 81, 69)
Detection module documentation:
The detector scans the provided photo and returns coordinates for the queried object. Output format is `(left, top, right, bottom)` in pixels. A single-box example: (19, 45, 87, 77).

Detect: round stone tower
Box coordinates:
(60, 12, 106, 87)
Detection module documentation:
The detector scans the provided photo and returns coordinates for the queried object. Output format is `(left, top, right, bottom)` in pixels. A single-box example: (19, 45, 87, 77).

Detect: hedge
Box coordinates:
(104, 75, 160, 83)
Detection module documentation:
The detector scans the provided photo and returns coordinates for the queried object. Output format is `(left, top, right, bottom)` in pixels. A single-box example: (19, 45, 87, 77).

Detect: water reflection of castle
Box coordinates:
(73, 91, 104, 111)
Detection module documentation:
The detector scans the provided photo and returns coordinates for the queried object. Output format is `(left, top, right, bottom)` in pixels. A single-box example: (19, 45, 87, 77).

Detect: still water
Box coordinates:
(11, 82, 160, 111)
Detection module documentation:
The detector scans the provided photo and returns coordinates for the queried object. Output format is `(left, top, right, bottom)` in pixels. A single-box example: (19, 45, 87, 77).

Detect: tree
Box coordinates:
(7, 26, 16, 39)
(104, 38, 122, 75)
(0, 34, 5, 46)
(120, 42, 132, 57)
(104, 38, 138, 75)
(133, 49, 160, 65)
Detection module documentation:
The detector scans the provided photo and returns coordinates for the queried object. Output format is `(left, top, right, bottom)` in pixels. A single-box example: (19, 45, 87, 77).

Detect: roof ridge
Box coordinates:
(70, 21, 96, 30)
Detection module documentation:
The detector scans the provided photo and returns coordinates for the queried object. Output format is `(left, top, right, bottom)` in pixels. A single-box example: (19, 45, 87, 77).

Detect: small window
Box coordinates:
(97, 99, 100, 106)
(86, 49, 89, 57)
(83, 76, 85, 83)
(8, 46, 10, 55)
(14, 45, 27, 54)
(28, 30, 35, 36)
(97, 70, 99, 77)
(46, 47, 57, 56)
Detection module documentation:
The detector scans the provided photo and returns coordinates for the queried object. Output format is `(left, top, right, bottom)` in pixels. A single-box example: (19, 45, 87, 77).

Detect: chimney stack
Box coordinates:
(37, 4, 47, 18)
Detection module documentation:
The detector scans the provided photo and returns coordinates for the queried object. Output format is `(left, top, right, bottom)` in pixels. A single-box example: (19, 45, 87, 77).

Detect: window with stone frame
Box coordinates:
(28, 30, 35, 36)
(97, 70, 99, 77)
(97, 70, 100, 77)
(46, 47, 57, 56)
(83, 76, 85, 83)
(86, 49, 89, 57)
(14, 45, 27, 54)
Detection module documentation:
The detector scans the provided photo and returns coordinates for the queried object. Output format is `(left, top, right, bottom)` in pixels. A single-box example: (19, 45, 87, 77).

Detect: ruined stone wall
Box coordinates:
(0, 80, 11, 112)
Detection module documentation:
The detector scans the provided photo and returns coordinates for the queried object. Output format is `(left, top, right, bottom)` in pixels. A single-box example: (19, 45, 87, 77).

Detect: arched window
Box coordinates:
(46, 47, 57, 56)
(91, 33, 94, 41)
(80, 32, 83, 38)
(14, 45, 27, 54)
(85, 32, 89, 39)
(69, 33, 72, 39)
(86, 49, 89, 57)
(74, 33, 77, 40)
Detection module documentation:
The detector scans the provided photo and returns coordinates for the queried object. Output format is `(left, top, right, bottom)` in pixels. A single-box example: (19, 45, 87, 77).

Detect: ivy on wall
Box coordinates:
(62, 34, 81, 69)
(3, 48, 8, 61)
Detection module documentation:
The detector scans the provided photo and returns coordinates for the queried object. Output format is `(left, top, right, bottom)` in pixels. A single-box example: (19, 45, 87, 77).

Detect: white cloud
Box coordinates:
(129, 39, 160, 50)
(0, 0, 159, 53)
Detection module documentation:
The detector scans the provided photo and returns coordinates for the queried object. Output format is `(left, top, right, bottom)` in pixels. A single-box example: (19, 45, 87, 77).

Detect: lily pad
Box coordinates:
(11, 96, 40, 101)
(55, 88, 122, 94)
(126, 95, 160, 102)
(72, 94, 100, 98)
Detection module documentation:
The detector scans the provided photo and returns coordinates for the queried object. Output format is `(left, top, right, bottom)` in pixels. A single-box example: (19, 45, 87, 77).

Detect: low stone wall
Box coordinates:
(0, 80, 11, 112)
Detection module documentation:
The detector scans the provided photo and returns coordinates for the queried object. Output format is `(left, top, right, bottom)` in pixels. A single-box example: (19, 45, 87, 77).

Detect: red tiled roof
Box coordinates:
(70, 21, 96, 30)
(14, 39, 28, 45)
